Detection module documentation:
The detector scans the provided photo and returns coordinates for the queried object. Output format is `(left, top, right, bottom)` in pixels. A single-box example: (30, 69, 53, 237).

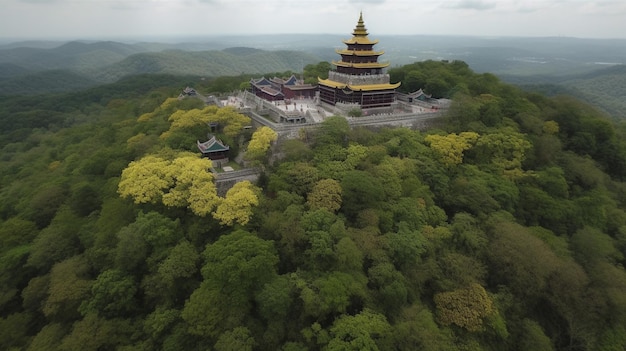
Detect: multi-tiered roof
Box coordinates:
(318, 12, 400, 109)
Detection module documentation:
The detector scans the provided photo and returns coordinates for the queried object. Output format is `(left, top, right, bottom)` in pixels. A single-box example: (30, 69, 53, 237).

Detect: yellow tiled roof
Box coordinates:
(318, 78, 401, 91)
(336, 49, 384, 56)
(342, 37, 379, 45)
(333, 61, 390, 69)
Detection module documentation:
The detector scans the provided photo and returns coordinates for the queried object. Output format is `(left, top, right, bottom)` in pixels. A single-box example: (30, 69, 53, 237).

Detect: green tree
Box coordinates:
(183, 230, 278, 337)
(307, 178, 342, 213)
(79, 269, 137, 318)
(325, 309, 392, 351)
(43, 256, 92, 322)
(434, 283, 497, 332)
(316, 116, 350, 146)
(214, 327, 255, 351)
(340, 170, 385, 220)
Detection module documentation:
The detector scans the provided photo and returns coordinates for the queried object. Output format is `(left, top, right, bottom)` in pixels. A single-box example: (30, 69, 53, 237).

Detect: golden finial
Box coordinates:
(353, 11, 368, 36)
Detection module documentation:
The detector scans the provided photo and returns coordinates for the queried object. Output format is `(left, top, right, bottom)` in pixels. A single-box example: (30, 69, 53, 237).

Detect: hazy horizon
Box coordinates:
(3, 0, 626, 42)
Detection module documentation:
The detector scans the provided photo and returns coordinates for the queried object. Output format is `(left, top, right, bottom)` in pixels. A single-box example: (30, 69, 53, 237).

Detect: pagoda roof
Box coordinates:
(342, 12, 379, 46)
(343, 37, 379, 45)
(336, 49, 384, 56)
(318, 78, 401, 91)
(333, 60, 390, 69)
(197, 136, 229, 154)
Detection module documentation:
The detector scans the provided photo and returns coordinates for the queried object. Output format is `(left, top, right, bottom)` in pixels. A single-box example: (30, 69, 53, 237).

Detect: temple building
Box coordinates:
(318, 12, 400, 110)
(250, 75, 316, 102)
(197, 135, 230, 162)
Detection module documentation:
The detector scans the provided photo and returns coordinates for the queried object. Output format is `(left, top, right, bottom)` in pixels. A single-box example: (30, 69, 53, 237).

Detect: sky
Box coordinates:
(2, 0, 626, 40)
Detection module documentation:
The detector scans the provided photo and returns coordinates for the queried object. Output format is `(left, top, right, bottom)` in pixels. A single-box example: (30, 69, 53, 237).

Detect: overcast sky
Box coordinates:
(2, 0, 625, 40)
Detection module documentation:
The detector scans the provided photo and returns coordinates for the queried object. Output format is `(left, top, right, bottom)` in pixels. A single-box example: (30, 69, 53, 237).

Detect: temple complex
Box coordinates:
(318, 12, 400, 110)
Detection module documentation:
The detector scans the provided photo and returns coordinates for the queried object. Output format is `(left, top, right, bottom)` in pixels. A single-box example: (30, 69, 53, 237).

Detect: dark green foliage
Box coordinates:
(0, 64, 625, 351)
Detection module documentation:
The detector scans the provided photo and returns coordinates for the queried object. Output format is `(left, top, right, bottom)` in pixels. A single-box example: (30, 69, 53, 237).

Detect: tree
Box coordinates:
(425, 132, 479, 167)
(80, 269, 137, 318)
(27, 207, 84, 272)
(58, 313, 134, 351)
(325, 309, 392, 351)
(214, 327, 255, 351)
(162, 105, 251, 140)
(245, 126, 277, 161)
(118, 152, 220, 216)
(316, 116, 350, 146)
(26, 323, 67, 351)
(307, 179, 342, 213)
(340, 170, 385, 220)
(183, 230, 278, 337)
(470, 130, 532, 179)
(434, 283, 497, 332)
(213, 181, 260, 226)
(43, 256, 92, 322)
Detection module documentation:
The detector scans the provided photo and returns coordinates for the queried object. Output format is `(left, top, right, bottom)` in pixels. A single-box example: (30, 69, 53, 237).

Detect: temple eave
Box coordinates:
(342, 38, 379, 45)
(332, 61, 390, 69)
(318, 78, 401, 91)
(335, 49, 385, 56)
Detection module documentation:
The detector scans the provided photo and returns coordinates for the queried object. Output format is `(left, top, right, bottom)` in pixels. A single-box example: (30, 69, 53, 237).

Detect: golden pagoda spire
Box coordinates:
(352, 11, 368, 37)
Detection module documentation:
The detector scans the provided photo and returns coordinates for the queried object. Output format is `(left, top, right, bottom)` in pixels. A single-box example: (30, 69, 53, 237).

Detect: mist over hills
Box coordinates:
(1, 35, 625, 118)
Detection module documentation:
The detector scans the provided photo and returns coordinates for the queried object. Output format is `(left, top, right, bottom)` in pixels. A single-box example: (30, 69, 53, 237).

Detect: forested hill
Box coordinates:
(1, 61, 626, 351)
(502, 64, 626, 120)
(88, 49, 319, 83)
(0, 42, 320, 94)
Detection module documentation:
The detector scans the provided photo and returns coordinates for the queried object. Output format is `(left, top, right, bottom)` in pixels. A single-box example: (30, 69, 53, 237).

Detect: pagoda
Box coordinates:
(318, 12, 400, 110)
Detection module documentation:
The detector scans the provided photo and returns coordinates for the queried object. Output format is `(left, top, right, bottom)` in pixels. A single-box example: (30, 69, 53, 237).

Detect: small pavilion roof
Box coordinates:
(197, 136, 229, 154)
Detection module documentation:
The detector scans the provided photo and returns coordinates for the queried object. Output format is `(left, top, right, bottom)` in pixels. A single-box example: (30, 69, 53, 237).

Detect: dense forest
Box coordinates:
(1, 60, 626, 351)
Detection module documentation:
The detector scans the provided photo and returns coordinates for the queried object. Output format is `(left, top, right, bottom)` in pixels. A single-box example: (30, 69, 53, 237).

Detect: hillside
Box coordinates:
(0, 41, 144, 73)
(89, 49, 320, 83)
(0, 45, 321, 95)
(1, 61, 626, 351)
(501, 64, 626, 119)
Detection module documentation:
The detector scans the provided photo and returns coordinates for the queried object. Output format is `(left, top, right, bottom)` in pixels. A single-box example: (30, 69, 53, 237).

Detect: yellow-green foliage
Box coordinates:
(246, 126, 278, 160)
(118, 152, 219, 216)
(206, 106, 251, 138)
(425, 132, 479, 166)
(474, 131, 532, 179)
(543, 120, 559, 135)
(434, 283, 496, 332)
(213, 181, 260, 226)
(161, 105, 250, 139)
(307, 178, 342, 213)
(138, 97, 180, 122)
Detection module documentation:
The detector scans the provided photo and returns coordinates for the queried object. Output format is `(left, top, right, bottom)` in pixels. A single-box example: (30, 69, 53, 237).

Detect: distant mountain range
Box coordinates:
(1, 35, 625, 119)
(0, 40, 322, 94)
